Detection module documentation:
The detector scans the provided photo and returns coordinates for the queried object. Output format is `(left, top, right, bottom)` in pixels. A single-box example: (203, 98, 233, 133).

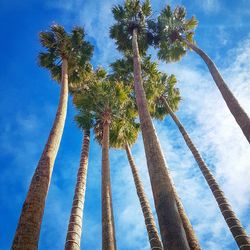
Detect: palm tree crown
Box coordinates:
(110, 0, 153, 55)
(39, 24, 93, 85)
(74, 71, 135, 138)
(152, 5, 198, 62)
(153, 73, 181, 120)
(110, 56, 181, 120)
(109, 119, 139, 149)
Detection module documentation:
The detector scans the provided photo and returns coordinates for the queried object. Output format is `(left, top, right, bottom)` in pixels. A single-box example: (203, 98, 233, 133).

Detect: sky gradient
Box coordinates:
(0, 0, 250, 249)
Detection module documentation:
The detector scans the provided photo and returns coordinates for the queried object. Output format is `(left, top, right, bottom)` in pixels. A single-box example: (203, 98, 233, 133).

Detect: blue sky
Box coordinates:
(0, 0, 250, 249)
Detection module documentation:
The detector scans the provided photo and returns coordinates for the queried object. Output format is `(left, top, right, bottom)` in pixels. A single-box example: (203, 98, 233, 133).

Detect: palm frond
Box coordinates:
(38, 52, 56, 68)
(155, 4, 198, 62)
(158, 41, 186, 62)
(185, 16, 198, 30)
(112, 5, 126, 21)
(39, 24, 93, 86)
(39, 31, 56, 49)
(174, 6, 186, 21)
(51, 24, 67, 41)
(142, 0, 152, 17)
(110, 0, 153, 55)
(75, 111, 95, 130)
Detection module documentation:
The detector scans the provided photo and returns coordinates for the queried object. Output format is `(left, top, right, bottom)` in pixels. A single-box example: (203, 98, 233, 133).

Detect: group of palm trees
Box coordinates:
(11, 1, 250, 250)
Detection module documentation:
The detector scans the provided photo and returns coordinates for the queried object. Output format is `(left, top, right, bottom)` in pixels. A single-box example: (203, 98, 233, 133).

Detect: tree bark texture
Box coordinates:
(12, 59, 69, 250)
(65, 129, 90, 250)
(171, 181, 201, 250)
(125, 144, 163, 250)
(102, 115, 116, 250)
(132, 28, 190, 250)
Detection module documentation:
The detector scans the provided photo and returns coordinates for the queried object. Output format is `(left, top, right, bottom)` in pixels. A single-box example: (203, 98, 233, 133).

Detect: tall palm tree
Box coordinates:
(156, 74, 250, 248)
(146, 71, 200, 250)
(111, 57, 200, 249)
(107, 118, 163, 249)
(153, 5, 250, 143)
(74, 75, 133, 250)
(163, 99, 250, 249)
(64, 113, 94, 250)
(11, 25, 93, 250)
(64, 69, 98, 250)
(110, 2, 190, 249)
(125, 145, 164, 250)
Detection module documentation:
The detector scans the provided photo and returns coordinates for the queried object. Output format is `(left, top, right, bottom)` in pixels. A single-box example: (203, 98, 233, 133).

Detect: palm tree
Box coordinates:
(64, 113, 94, 250)
(11, 25, 93, 250)
(111, 57, 200, 249)
(153, 5, 250, 143)
(64, 69, 97, 250)
(125, 145, 164, 250)
(74, 74, 132, 250)
(64, 131, 90, 250)
(148, 72, 200, 250)
(156, 75, 250, 248)
(164, 99, 250, 249)
(142, 60, 200, 249)
(110, 2, 190, 248)
(106, 117, 163, 249)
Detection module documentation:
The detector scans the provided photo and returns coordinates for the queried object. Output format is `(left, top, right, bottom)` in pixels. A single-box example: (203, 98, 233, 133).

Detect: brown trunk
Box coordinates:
(170, 180, 201, 250)
(132, 28, 190, 250)
(125, 144, 163, 250)
(65, 129, 90, 250)
(102, 113, 116, 250)
(163, 97, 250, 249)
(183, 39, 250, 144)
(11, 59, 69, 250)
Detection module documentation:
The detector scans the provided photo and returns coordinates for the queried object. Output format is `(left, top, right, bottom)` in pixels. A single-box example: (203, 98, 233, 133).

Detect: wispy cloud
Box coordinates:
(195, 0, 220, 13)
(45, 0, 121, 68)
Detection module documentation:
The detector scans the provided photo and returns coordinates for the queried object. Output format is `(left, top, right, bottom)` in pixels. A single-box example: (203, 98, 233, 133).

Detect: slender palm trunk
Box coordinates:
(171, 182, 201, 250)
(132, 28, 189, 250)
(183, 39, 250, 144)
(102, 114, 116, 250)
(125, 144, 163, 250)
(65, 129, 90, 250)
(163, 97, 250, 249)
(12, 59, 69, 250)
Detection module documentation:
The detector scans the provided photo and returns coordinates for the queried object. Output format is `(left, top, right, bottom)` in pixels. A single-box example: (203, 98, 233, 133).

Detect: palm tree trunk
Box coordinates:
(125, 144, 163, 250)
(65, 129, 90, 250)
(183, 38, 250, 144)
(163, 97, 250, 249)
(12, 58, 69, 250)
(132, 28, 190, 250)
(171, 181, 201, 250)
(102, 114, 116, 250)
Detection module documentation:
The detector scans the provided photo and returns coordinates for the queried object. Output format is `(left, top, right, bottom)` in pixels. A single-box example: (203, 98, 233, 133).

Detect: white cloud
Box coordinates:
(45, 0, 83, 12)
(45, 0, 121, 68)
(195, 0, 220, 13)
